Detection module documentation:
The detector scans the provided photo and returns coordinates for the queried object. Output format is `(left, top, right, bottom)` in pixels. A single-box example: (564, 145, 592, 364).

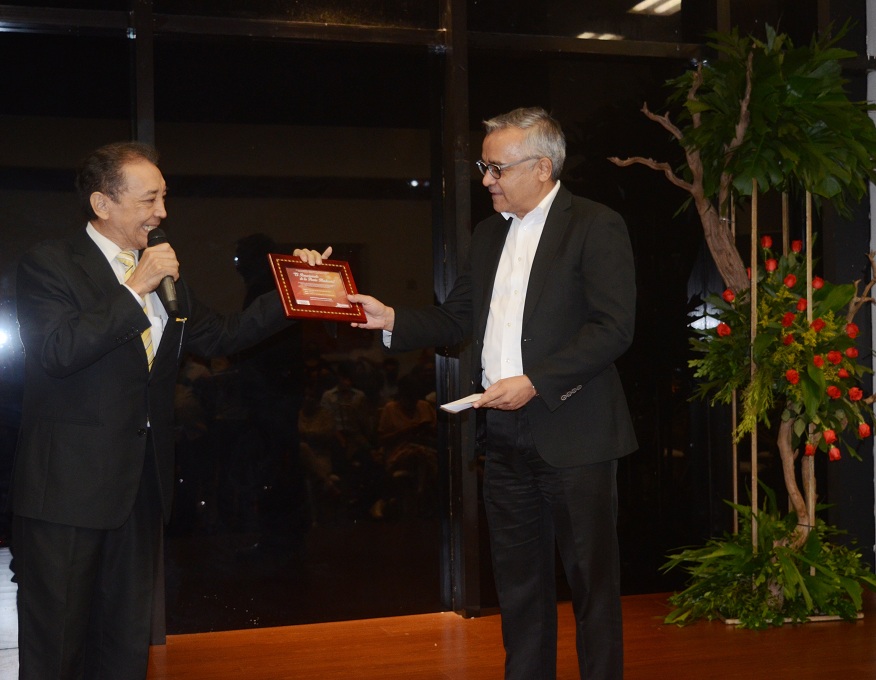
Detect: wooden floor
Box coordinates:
(147, 590, 876, 679)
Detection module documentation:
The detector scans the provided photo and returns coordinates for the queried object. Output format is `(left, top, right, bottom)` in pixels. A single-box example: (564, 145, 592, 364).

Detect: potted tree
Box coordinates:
(610, 25, 876, 628)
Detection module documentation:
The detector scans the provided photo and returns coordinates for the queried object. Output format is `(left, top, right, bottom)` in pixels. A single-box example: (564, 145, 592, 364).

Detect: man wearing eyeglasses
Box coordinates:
(349, 106, 637, 680)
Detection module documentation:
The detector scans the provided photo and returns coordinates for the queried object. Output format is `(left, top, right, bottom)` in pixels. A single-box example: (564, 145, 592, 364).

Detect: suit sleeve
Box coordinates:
(180, 284, 291, 359)
(389, 268, 474, 352)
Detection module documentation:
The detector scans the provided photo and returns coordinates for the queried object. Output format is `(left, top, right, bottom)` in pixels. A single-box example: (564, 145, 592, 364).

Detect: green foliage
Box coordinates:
(662, 485, 876, 629)
(689, 238, 872, 458)
(667, 23, 876, 217)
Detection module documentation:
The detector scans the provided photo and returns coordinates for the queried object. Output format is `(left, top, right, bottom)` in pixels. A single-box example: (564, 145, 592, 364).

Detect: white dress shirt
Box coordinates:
(481, 181, 561, 388)
(87, 223, 166, 350)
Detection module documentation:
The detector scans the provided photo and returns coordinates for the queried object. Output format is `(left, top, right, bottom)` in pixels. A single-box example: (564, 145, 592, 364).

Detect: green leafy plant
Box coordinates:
(662, 485, 876, 629)
(610, 23, 876, 294)
(667, 23, 876, 217)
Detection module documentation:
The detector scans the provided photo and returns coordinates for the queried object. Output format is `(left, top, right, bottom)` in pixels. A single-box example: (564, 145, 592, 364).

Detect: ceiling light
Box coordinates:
(629, 0, 681, 15)
(576, 32, 624, 40)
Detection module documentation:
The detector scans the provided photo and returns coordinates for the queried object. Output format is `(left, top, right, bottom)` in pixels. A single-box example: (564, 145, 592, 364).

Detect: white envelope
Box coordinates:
(440, 393, 483, 413)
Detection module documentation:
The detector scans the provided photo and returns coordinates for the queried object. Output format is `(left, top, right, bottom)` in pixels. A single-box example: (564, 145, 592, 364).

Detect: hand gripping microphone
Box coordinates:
(146, 227, 179, 315)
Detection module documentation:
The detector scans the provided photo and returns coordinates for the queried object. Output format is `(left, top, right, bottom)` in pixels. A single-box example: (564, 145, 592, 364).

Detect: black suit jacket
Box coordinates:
(12, 228, 290, 529)
(391, 185, 638, 467)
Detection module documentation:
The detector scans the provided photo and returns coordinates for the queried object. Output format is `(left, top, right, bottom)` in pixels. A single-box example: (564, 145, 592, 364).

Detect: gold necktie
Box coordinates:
(116, 250, 155, 371)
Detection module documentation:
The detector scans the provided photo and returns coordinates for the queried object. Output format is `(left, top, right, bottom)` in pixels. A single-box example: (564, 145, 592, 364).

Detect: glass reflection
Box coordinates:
(469, 0, 689, 42)
(152, 33, 441, 631)
(155, 0, 438, 27)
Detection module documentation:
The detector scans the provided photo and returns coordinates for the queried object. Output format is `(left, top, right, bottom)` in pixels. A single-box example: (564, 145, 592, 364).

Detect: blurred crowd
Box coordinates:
(170, 343, 439, 555)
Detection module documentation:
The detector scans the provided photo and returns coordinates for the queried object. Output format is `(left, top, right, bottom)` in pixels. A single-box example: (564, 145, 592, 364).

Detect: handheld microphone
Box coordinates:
(146, 227, 179, 315)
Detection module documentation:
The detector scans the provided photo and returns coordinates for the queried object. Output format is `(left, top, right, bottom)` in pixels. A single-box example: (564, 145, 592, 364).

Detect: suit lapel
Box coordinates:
(523, 186, 572, 327)
(475, 214, 513, 341)
(70, 229, 118, 293)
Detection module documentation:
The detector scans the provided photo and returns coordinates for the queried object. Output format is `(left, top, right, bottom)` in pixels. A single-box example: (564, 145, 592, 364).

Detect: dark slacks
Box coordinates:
(482, 408, 623, 680)
(14, 445, 162, 680)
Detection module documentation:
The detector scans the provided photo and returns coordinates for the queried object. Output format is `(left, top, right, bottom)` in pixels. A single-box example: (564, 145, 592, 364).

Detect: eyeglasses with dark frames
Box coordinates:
(475, 156, 541, 179)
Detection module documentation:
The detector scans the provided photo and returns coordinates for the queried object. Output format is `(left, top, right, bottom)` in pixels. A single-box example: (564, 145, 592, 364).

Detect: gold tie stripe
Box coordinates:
(116, 250, 155, 370)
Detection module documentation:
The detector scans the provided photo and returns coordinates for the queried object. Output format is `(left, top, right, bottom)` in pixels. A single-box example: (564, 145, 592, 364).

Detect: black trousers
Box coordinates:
(14, 444, 162, 680)
(482, 408, 623, 680)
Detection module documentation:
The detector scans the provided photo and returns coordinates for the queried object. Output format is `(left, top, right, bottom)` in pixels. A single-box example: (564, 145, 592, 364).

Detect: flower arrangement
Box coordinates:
(671, 237, 876, 628)
(689, 235, 873, 460)
(609, 23, 876, 627)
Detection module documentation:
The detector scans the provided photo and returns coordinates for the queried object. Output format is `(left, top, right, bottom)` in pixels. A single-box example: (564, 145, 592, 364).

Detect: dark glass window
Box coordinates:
(468, 0, 697, 43)
(154, 0, 438, 28)
(0, 1, 121, 8)
(0, 30, 132, 546)
(154, 37, 441, 633)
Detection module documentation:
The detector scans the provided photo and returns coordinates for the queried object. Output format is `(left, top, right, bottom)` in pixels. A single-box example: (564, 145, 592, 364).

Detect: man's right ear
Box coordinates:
(90, 192, 110, 220)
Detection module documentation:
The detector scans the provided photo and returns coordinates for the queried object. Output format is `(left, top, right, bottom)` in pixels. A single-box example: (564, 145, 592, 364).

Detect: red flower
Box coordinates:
(827, 385, 842, 399)
(813, 276, 824, 289)
(765, 259, 778, 272)
(785, 369, 800, 385)
(796, 298, 807, 312)
(846, 347, 859, 359)
(804, 443, 816, 456)
(761, 235, 773, 249)
(859, 423, 871, 438)
(839, 369, 850, 379)
(827, 350, 842, 365)
(829, 446, 842, 461)
(846, 323, 859, 339)
(811, 318, 826, 332)
(716, 323, 731, 337)
(823, 429, 838, 445)
(783, 334, 794, 346)
(849, 387, 863, 401)
(746, 267, 751, 279)
(722, 289, 735, 303)
(781, 312, 796, 328)
(783, 274, 797, 288)
(813, 355, 824, 368)
(791, 240, 803, 253)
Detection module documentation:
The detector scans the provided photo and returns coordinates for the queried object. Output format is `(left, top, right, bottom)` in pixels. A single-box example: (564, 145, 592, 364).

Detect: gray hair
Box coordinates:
(483, 107, 566, 180)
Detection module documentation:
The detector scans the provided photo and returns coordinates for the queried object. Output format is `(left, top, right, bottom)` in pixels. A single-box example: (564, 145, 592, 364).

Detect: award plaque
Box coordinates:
(268, 254, 368, 323)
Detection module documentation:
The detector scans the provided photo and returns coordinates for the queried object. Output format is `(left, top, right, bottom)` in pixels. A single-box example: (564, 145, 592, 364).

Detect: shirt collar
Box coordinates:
(501, 180, 562, 224)
(87, 222, 133, 264)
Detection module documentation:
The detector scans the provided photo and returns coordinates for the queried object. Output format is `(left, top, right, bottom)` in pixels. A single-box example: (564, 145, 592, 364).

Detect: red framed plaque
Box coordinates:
(268, 254, 367, 323)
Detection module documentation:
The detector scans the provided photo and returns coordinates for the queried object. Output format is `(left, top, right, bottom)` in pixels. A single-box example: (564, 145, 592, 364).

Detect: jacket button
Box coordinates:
(137, 428, 147, 437)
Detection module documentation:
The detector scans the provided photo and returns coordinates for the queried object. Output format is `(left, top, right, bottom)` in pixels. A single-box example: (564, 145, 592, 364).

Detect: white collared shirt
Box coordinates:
(87, 223, 166, 351)
(481, 181, 561, 388)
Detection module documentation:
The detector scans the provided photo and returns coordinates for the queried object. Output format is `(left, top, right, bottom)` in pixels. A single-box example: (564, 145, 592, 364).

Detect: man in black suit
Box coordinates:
(349, 107, 637, 679)
(11, 141, 327, 679)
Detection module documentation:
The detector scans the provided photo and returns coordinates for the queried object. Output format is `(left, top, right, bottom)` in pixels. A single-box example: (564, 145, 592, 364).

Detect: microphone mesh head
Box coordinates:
(147, 228, 168, 246)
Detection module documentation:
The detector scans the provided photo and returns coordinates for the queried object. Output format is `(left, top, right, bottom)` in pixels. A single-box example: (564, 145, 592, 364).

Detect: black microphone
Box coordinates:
(146, 227, 179, 315)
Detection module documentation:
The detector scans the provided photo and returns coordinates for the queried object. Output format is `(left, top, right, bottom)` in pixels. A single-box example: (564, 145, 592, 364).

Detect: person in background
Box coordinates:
(11, 140, 329, 680)
(377, 373, 436, 455)
(373, 373, 438, 518)
(348, 106, 637, 679)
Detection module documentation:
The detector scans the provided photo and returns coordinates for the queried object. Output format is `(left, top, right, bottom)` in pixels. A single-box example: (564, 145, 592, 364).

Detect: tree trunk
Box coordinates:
(776, 417, 811, 550)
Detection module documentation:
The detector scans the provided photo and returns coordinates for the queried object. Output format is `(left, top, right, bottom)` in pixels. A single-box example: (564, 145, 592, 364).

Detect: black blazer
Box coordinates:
(12, 229, 290, 529)
(391, 185, 638, 467)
